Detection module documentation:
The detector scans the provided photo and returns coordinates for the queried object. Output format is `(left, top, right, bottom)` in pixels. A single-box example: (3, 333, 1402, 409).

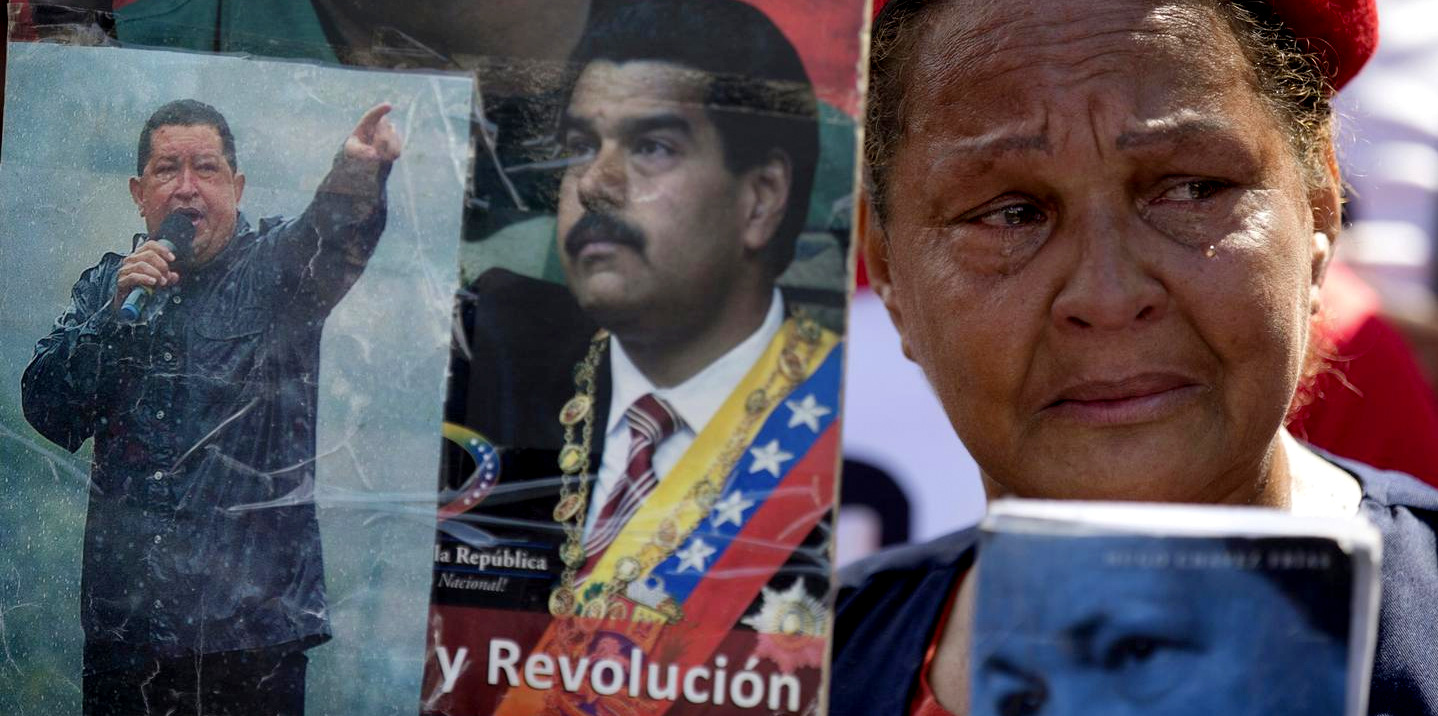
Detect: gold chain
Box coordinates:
(547, 314, 825, 624)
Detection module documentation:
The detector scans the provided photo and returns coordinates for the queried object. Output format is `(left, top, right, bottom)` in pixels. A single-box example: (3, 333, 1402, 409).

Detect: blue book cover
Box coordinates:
(972, 501, 1382, 716)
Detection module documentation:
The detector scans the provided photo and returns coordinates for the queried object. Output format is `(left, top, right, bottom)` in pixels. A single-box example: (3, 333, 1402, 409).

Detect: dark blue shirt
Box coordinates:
(833, 457, 1438, 716)
(21, 157, 387, 673)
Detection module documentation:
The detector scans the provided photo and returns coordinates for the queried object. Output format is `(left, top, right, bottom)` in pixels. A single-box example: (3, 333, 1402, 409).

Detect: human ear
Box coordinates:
(740, 150, 792, 254)
(860, 183, 917, 362)
(233, 172, 247, 206)
(129, 177, 144, 215)
(1307, 145, 1341, 315)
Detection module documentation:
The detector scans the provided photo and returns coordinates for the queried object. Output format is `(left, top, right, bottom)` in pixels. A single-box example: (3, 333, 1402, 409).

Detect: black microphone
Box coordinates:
(119, 211, 196, 322)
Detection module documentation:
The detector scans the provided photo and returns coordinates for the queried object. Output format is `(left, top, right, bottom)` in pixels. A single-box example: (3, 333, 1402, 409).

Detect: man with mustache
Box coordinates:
(428, 5, 835, 706)
(21, 98, 400, 715)
(442, 0, 821, 574)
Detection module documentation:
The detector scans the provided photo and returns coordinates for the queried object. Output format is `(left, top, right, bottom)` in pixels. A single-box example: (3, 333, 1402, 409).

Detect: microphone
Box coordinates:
(119, 211, 197, 322)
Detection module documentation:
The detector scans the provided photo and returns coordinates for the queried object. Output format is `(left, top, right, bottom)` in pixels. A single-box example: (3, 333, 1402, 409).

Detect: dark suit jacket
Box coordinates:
(445, 267, 611, 456)
(436, 268, 610, 612)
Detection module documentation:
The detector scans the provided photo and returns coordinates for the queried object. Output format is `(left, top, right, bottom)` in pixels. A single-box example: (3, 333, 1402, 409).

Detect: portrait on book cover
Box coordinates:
(974, 533, 1356, 716)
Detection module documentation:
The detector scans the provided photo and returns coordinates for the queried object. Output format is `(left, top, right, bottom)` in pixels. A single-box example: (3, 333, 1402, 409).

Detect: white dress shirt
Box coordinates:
(584, 289, 785, 535)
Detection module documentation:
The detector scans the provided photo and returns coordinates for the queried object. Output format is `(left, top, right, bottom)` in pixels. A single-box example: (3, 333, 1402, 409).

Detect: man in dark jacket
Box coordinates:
(21, 98, 400, 715)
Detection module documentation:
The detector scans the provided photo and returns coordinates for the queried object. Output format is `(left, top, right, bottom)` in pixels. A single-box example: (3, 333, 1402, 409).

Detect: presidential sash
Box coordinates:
(492, 318, 843, 716)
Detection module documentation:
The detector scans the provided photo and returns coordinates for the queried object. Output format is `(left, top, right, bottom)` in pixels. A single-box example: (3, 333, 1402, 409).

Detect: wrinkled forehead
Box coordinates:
(900, 0, 1252, 139)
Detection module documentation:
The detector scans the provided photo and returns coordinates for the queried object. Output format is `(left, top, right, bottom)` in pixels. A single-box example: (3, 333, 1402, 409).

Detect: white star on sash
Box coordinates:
(749, 439, 794, 478)
(710, 491, 755, 529)
(785, 394, 832, 433)
(676, 538, 717, 573)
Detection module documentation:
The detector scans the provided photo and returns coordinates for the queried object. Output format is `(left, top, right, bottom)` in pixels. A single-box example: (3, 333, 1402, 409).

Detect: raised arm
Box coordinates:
(272, 102, 404, 316)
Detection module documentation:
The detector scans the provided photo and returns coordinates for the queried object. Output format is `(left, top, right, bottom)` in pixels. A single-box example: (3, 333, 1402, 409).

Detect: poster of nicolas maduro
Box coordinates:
(422, 0, 864, 713)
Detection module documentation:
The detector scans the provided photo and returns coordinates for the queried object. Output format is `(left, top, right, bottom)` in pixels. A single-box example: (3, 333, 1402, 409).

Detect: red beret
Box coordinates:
(870, 0, 1378, 91)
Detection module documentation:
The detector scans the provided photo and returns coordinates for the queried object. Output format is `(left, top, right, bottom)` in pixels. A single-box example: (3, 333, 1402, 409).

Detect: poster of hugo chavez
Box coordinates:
(421, 0, 866, 714)
(0, 38, 473, 716)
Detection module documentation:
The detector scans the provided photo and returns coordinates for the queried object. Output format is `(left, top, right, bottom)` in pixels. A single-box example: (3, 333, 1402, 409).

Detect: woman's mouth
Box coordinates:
(1043, 374, 1205, 426)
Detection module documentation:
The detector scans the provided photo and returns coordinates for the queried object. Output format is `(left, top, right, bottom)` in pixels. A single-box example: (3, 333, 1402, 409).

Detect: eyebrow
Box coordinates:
(1115, 117, 1235, 150)
(935, 132, 1051, 161)
(933, 116, 1240, 165)
(561, 112, 694, 141)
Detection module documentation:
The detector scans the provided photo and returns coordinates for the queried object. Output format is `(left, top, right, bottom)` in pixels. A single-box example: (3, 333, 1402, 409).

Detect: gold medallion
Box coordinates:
(559, 395, 593, 426)
(605, 600, 628, 621)
(583, 596, 608, 619)
(745, 389, 768, 415)
(655, 518, 680, 550)
(693, 482, 721, 511)
(780, 348, 807, 381)
(553, 492, 583, 522)
(561, 542, 586, 568)
(658, 599, 684, 624)
(798, 317, 822, 344)
(558, 444, 586, 473)
(549, 587, 577, 617)
(615, 557, 641, 583)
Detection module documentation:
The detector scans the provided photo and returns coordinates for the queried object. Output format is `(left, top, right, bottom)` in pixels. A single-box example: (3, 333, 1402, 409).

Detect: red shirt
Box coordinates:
(909, 572, 965, 716)
(1288, 263, 1438, 487)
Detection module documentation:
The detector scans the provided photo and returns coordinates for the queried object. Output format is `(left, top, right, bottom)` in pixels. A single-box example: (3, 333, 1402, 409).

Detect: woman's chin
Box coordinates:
(997, 422, 1244, 503)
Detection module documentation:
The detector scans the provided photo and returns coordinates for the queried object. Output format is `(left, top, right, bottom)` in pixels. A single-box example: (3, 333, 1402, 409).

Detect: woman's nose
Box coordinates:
(1049, 219, 1167, 332)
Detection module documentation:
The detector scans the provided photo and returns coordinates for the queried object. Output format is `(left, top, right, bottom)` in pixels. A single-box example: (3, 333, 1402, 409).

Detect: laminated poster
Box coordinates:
(0, 40, 474, 714)
(421, 0, 866, 714)
(974, 500, 1384, 716)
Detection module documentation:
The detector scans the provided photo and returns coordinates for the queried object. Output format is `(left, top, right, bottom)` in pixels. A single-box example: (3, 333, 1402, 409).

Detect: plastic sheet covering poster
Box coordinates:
(422, 0, 866, 714)
(0, 41, 474, 714)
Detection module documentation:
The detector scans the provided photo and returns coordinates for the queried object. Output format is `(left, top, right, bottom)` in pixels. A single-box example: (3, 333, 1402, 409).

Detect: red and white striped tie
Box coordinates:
(578, 393, 681, 581)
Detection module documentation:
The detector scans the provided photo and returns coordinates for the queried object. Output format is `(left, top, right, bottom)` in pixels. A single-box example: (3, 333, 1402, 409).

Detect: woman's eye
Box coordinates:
(1160, 179, 1227, 202)
(976, 203, 1047, 228)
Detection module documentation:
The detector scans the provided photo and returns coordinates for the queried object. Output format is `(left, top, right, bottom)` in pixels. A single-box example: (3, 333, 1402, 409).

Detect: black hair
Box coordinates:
(136, 99, 238, 176)
(568, 0, 820, 275)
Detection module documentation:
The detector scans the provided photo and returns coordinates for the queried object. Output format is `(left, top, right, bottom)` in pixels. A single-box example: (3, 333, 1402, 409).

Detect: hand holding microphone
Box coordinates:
(116, 211, 196, 322)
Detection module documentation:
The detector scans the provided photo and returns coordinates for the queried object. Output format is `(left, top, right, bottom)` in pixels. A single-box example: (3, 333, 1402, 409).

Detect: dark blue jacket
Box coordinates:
(21, 154, 388, 673)
(833, 457, 1438, 715)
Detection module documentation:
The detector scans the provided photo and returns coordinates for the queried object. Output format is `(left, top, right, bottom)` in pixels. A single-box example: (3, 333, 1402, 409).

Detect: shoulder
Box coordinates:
(467, 267, 574, 303)
(1322, 453, 1438, 583)
(462, 268, 593, 339)
(1333, 453, 1438, 519)
(1325, 455, 1438, 714)
(839, 527, 978, 592)
(255, 215, 290, 236)
(89, 252, 126, 273)
(73, 252, 126, 291)
(836, 528, 977, 625)
(830, 529, 977, 715)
